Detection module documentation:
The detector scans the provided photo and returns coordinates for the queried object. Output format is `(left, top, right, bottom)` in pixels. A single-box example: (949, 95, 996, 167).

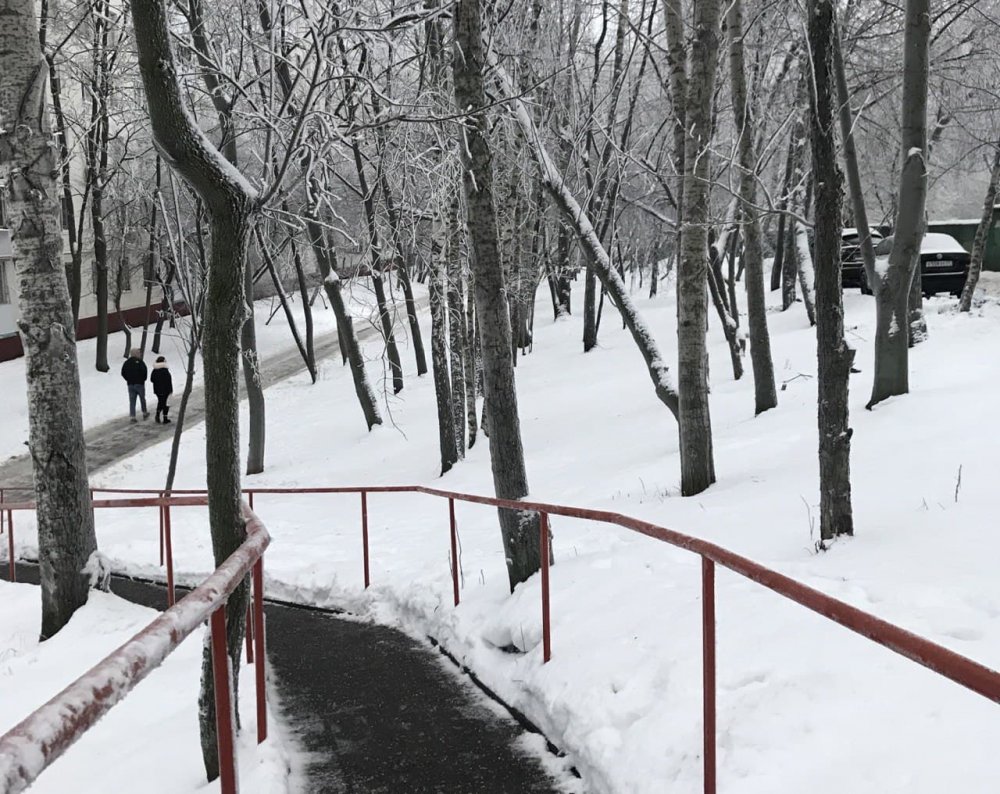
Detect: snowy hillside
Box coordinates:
(6, 277, 1000, 792)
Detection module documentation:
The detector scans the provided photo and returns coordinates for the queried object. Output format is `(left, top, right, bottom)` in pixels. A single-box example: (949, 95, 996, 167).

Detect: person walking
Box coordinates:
(120, 348, 149, 423)
(150, 355, 174, 424)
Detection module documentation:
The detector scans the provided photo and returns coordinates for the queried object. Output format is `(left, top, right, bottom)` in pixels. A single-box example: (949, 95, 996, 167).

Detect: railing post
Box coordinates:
(540, 512, 551, 663)
(6, 510, 14, 583)
(361, 490, 370, 588)
(253, 558, 267, 743)
(158, 491, 165, 567)
(248, 490, 255, 511)
(210, 606, 239, 794)
(449, 498, 460, 606)
(702, 556, 716, 794)
(164, 499, 175, 608)
(245, 606, 254, 664)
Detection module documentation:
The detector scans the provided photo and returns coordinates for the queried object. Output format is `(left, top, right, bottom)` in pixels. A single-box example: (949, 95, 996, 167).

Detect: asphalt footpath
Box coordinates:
(2, 565, 564, 793)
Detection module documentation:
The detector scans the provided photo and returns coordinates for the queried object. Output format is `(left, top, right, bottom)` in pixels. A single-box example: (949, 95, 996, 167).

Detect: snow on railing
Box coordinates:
(0, 495, 269, 794)
(6, 485, 1000, 794)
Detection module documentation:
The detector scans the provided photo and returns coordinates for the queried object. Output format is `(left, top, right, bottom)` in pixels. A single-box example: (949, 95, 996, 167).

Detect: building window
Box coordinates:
(0, 189, 8, 228)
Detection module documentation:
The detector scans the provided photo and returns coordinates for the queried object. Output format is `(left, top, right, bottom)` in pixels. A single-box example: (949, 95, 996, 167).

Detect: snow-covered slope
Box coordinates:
(6, 276, 1000, 792)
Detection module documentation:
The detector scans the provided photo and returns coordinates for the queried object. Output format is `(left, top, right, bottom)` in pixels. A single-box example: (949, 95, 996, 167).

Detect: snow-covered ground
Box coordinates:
(5, 273, 1000, 792)
(0, 579, 301, 792)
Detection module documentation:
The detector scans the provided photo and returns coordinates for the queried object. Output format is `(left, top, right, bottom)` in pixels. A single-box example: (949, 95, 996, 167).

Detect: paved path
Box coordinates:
(2, 566, 563, 793)
(0, 305, 414, 492)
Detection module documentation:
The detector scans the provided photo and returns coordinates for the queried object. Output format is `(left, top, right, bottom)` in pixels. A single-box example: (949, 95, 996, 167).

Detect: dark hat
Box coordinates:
(156, 356, 166, 363)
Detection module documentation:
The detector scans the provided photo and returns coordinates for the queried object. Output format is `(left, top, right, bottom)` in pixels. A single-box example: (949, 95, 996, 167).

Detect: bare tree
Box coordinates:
(1, 0, 99, 639)
(728, 0, 777, 414)
(132, 0, 256, 779)
(453, 0, 542, 590)
(808, 0, 854, 541)
(677, 0, 723, 496)
(959, 141, 1000, 311)
(868, 0, 930, 408)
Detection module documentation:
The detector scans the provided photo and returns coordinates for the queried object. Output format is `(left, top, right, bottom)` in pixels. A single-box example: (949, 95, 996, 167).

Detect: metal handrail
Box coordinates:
(0, 497, 269, 794)
(4, 485, 999, 794)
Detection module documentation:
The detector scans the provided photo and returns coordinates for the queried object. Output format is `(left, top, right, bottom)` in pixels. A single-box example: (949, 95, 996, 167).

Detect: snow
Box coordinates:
(920, 232, 968, 255)
(0, 580, 302, 792)
(5, 273, 1000, 792)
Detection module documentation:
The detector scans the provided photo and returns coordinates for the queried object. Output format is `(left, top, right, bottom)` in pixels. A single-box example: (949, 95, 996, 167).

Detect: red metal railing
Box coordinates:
(0, 495, 269, 794)
(5, 484, 1000, 793)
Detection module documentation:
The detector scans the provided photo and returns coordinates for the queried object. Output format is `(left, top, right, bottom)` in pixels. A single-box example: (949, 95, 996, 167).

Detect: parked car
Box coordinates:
(862, 233, 970, 297)
(840, 228, 884, 288)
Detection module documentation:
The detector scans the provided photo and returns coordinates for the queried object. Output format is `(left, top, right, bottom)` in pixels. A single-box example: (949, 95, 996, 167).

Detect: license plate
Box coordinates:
(926, 260, 953, 268)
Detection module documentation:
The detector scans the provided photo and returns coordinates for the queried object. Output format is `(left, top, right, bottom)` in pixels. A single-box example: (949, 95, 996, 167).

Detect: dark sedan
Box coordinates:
(864, 233, 970, 297)
(841, 228, 883, 288)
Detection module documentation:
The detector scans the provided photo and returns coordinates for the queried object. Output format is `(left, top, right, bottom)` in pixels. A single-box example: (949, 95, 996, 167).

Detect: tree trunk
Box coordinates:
(959, 144, 1000, 311)
(2, 0, 98, 638)
(465, 286, 479, 448)
(132, 0, 253, 779)
(794, 219, 818, 326)
(453, 0, 542, 591)
(729, 0, 777, 414)
(807, 0, 854, 541)
(447, 195, 468, 456)
(257, 227, 314, 382)
(289, 236, 316, 376)
(305, 210, 382, 429)
(429, 225, 459, 475)
(379, 170, 428, 376)
(833, 19, 877, 288)
(868, 0, 929, 408)
(677, 0, 722, 496)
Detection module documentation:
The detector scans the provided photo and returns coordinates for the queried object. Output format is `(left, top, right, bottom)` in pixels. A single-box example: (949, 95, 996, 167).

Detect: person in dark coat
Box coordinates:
(120, 349, 149, 423)
(150, 356, 174, 424)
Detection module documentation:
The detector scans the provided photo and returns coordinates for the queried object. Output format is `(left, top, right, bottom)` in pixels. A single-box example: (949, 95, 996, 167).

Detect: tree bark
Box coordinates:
(1, 0, 98, 639)
(868, 0, 929, 408)
(447, 194, 468, 456)
(959, 144, 1000, 312)
(807, 0, 855, 541)
(677, 0, 722, 496)
(728, 0, 777, 414)
(132, 0, 253, 779)
(453, 0, 542, 591)
(429, 222, 459, 475)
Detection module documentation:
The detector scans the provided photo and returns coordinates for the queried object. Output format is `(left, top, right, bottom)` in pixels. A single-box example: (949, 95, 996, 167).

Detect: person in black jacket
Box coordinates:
(120, 348, 149, 423)
(150, 356, 174, 424)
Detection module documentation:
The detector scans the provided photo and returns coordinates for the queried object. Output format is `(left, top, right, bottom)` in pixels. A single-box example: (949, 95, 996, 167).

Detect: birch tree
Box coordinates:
(1, 0, 99, 639)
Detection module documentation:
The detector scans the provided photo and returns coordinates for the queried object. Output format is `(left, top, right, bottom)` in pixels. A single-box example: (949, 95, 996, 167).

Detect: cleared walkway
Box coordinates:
(2, 565, 563, 793)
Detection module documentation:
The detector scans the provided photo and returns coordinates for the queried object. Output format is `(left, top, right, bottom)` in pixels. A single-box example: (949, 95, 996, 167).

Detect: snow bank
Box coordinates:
(0, 580, 302, 792)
